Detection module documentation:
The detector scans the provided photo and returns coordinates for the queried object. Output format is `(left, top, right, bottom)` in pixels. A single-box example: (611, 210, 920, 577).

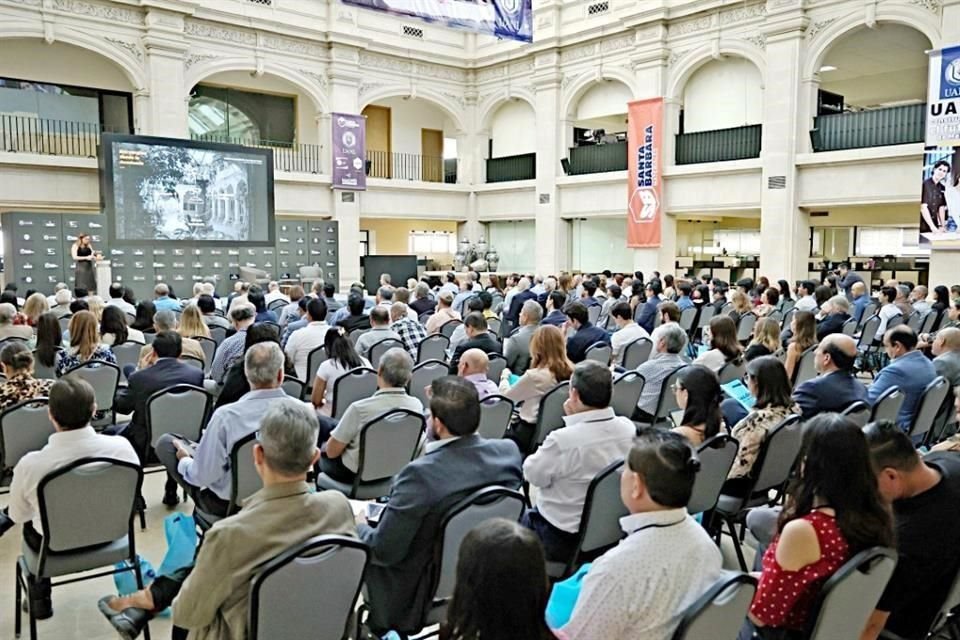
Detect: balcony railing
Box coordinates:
(365, 150, 455, 183)
(567, 141, 627, 175)
(675, 124, 762, 165)
(0, 115, 103, 157)
(811, 103, 925, 152)
(190, 134, 323, 173)
(486, 152, 536, 183)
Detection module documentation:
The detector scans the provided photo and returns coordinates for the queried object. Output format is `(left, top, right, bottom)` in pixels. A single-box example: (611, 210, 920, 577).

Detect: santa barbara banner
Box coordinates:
(342, 0, 533, 43)
(627, 98, 664, 248)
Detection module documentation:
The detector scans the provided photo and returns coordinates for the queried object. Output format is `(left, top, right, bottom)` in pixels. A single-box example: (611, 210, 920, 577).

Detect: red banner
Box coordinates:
(627, 98, 664, 248)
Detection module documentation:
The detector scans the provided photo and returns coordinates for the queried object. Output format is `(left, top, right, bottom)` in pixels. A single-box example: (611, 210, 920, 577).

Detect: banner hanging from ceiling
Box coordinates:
(627, 98, 663, 248)
(331, 113, 367, 191)
(342, 0, 533, 43)
(920, 45, 960, 247)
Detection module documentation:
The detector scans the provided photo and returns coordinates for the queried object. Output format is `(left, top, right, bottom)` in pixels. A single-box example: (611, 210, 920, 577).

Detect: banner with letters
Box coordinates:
(342, 0, 532, 43)
(927, 45, 960, 146)
(331, 113, 366, 191)
(627, 98, 664, 248)
(920, 45, 960, 246)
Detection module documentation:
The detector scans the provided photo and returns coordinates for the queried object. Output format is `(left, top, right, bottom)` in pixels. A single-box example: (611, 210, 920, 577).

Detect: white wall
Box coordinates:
(575, 81, 632, 128)
(490, 100, 536, 157)
(487, 220, 536, 272)
(683, 57, 763, 133)
(374, 96, 456, 157)
(0, 40, 132, 92)
(570, 217, 634, 272)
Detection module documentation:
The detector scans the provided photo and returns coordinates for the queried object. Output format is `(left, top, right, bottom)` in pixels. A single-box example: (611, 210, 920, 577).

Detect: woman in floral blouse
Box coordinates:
(724, 355, 800, 496)
(55, 310, 116, 376)
(0, 342, 53, 412)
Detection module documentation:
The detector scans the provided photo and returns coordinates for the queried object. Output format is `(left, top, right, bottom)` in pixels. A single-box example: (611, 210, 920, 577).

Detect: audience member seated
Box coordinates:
(22, 292, 49, 328)
(359, 376, 522, 635)
(753, 287, 779, 318)
(355, 306, 401, 360)
(338, 292, 373, 333)
(578, 280, 601, 308)
(50, 289, 72, 319)
(440, 519, 557, 640)
(783, 310, 816, 381)
(895, 285, 915, 319)
(127, 302, 153, 337)
(522, 361, 634, 561)
(730, 290, 752, 319)
(100, 305, 144, 346)
(98, 398, 356, 640)
(138, 310, 205, 369)
(322, 348, 422, 483)
(635, 280, 662, 333)
(850, 281, 870, 324)
(425, 290, 461, 334)
(541, 291, 568, 327)
(868, 326, 937, 431)
(105, 283, 136, 316)
(558, 429, 722, 639)
(0, 343, 53, 411)
(283, 298, 330, 381)
(932, 327, 960, 387)
(633, 323, 689, 422)
(263, 280, 289, 306)
(609, 301, 649, 364)
(816, 295, 851, 341)
(0, 303, 33, 342)
(152, 283, 181, 313)
(216, 325, 296, 410)
(449, 312, 502, 374)
(248, 288, 277, 324)
(277, 286, 305, 328)
(657, 300, 681, 325)
(744, 317, 780, 362)
(456, 348, 498, 399)
(671, 365, 722, 447)
(876, 286, 903, 336)
(793, 280, 819, 313)
(55, 310, 116, 376)
(226, 281, 250, 314)
(410, 283, 437, 317)
(178, 303, 210, 341)
(1, 378, 138, 619)
(390, 301, 427, 359)
(452, 277, 476, 317)
(694, 315, 743, 373)
(744, 414, 892, 637)
(504, 299, 541, 375)
(312, 328, 371, 419)
(279, 297, 310, 349)
(721, 357, 800, 495)
(505, 277, 536, 327)
(563, 302, 609, 364)
(791, 334, 866, 421)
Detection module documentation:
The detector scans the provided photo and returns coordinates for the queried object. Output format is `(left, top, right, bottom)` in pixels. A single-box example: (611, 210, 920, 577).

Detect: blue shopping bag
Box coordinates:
(158, 512, 198, 577)
(545, 562, 592, 630)
(113, 556, 156, 597)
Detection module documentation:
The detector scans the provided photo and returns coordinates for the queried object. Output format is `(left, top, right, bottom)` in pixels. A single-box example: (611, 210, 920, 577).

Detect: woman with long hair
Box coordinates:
(784, 310, 816, 381)
(178, 304, 210, 339)
(22, 292, 49, 327)
(0, 342, 54, 410)
(933, 285, 951, 314)
(56, 310, 116, 376)
(745, 317, 781, 361)
(312, 328, 370, 417)
(778, 279, 794, 305)
(672, 364, 723, 446)
(440, 519, 556, 640)
(501, 325, 575, 454)
(730, 290, 753, 318)
(70, 232, 98, 293)
(34, 312, 62, 370)
(100, 305, 143, 346)
(694, 315, 743, 373)
(130, 300, 156, 333)
(249, 289, 278, 323)
(814, 284, 832, 310)
(86, 295, 105, 323)
(754, 288, 780, 318)
(748, 414, 893, 634)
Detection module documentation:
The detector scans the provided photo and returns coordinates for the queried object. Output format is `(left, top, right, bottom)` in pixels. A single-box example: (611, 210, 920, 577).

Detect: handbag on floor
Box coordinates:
(158, 512, 198, 577)
(545, 562, 592, 629)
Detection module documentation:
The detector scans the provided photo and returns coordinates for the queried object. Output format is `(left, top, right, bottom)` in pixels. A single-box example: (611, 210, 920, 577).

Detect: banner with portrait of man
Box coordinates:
(921, 44, 960, 246)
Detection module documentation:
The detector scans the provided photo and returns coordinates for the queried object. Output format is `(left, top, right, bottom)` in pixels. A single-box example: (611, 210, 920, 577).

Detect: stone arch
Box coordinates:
(184, 58, 328, 114)
(477, 89, 537, 132)
(561, 68, 637, 120)
(360, 85, 466, 133)
(667, 41, 766, 101)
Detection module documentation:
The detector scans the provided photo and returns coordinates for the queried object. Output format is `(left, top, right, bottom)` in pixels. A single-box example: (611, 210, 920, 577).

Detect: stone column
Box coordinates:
(142, 7, 191, 137)
(532, 51, 565, 275)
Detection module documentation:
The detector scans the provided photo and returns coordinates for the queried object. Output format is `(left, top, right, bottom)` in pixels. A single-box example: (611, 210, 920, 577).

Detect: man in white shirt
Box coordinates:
(283, 298, 331, 380)
(522, 361, 635, 561)
(560, 429, 723, 640)
(794, 280, 819, 313)
(264, 281, 289, 306)
(355, 307, 402, 360)
(105, 283, 136, 315)
(3, 377, 139, 618)
(610, 301, 649, 364)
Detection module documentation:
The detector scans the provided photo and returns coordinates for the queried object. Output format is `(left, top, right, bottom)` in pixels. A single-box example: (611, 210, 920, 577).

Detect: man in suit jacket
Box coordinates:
(933, 328, 960, 387)
(505, 277, 536, 328)
(792, 334, 867, 421)
(505, 300, 541, 375)
(359, 376, 523, 634)
(114, 331, 204, 504)
(816, 295, 852, 341)
(542, 290, 568, 327)
(868, 326, 937, 430)
(635, 280, 663, 333)
(448, 312, 502, 374)
(565, 302, 610, 364)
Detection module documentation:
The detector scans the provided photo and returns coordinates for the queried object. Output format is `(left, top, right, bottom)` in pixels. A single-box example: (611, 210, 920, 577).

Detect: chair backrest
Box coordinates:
(432, 487, 526, 606)
(574, 460, 629, 558)
(229, 431, 261, 514)
(586, 304, 601, 326)
(306, 345, 328, 388)
(418, 311, 434, 325)
(182, 355, 205, 370)
(417, 333, 450, 363)
(368, 338, 403, 369)
(611, 371, 645, 419)
(806, 547, 898, 640)
(439, 320, 461, 338)
(142, 331, 157, 345)
(791, 344, 819, 387)
(147, 385, 212, 447)
(248, 535, 369, 640)
(908, 376, 950, 443)
(860, 302, 879, 326)
(62, 360, 120, 413)
(766, 310, 783, 325)
(487, 317, 502, 337)
(654, 366, 688, 421)
(348, 328, 367, 346)
(920, 309, 942, 335)
(857, 315, 882, 349)
(841, 318, 859, 336)
(408, 360, 447, 409)
(267, 298, 288, 313)
(926, 562, 960, 637)
(111, 341, 144, 380)
(780, 307, 797, 332)
(584, 342, 612, 366)
(841, 401, 871, 427)
(688, 435, 739, 515)
(621, 337, 653, 369)
(750, 414, 803, 495)
(672, 572, 758, 640)
(209, 325, 228, 345)
(486, 353, 507, 383)
(887, 313, 905, 329)
(678, 306, 699, 333)
(0, 399, 53, 473)
(534, 381, 570, 447)
(281, 376, 306, 400)
(870, 386, 905, 424)
(906, 311, 924, 332)
(195, 336, 217, 374)
(331, 367, 379, 420)
(717, 359, 746, 385)
(31, 349, 59, 380)
(125, 312, 136, 326)
(697, 305, 715, 329)
(736, 313, 757, 343)
(355, 409, 425, 485)
(58, 314, 72, 333)
(37, 457, 142, 555)
(478, 395, 514, 439)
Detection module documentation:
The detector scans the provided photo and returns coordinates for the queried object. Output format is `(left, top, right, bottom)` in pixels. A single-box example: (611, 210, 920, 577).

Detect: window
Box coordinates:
(408, 231, 456, 256)
(359, 230, 369, 258)
(856, 226, 929, 257)
(188, 85, 296, 146)
(0, 77, 132, 133)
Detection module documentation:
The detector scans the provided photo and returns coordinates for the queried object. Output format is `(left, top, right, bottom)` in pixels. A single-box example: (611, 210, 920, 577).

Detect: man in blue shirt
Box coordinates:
(850, 281, 870, 324)
(635, 280, 662, 333)
(565, 302, 610, 363)
(867, 326, 937, 430)
(676, 281, 695, 311)
(152, 283, 182, 312)
(579, 280, 601, 308)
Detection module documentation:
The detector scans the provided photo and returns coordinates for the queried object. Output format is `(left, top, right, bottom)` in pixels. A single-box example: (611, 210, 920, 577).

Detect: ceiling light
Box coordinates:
(819, 65, 837, 72)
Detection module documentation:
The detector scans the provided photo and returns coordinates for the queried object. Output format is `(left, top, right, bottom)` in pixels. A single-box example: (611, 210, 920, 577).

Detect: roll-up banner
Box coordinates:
(920, 45, 960, 246)
(342, 0, 533, 43)
(627, 98, 664, 248)
(331, 113, 366, 191)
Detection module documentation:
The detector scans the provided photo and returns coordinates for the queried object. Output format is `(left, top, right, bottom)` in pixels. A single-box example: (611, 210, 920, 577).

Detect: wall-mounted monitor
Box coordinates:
(99, 134, 275, 245)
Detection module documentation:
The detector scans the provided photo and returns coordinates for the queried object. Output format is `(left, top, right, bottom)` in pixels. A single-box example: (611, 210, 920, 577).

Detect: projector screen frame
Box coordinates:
(99, 133, 276, 246)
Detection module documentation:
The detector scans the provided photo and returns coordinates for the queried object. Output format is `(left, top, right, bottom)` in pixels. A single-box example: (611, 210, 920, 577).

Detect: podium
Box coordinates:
(96, 260, 112, 299)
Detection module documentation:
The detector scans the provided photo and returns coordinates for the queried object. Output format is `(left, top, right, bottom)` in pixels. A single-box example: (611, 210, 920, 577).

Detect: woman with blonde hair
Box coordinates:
(85, 296, 105, 322)
(784, 310, 816, 381)
(500, 325, 574, 454)
(745, 317, 781, 361)
(730, 290, 753, 318)
(22, 292, 49, 327)
(56, 310, 116, 376)
(178, 304, 211, 339)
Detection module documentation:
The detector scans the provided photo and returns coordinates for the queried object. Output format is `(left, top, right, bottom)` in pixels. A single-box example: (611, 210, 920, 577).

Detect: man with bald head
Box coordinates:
(456, 348, 498, 399)
(791, 333, 867, 420)
(933, 327, 960, 387)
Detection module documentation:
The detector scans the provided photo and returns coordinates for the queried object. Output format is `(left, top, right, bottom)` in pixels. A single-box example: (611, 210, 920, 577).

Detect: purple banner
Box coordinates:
(331, 112, 366, 191)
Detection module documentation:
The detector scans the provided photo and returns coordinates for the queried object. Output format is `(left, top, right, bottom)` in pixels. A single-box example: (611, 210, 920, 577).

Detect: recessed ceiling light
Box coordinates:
(819, 65, 837, 72)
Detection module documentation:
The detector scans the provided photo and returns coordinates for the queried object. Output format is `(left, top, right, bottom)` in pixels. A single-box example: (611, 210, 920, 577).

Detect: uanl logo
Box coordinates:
(628, 124, 658, 224)
(940, 47, 960, 100)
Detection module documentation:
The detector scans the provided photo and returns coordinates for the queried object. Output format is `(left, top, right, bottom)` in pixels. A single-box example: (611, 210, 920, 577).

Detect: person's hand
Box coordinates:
(173, 439, 193, 461)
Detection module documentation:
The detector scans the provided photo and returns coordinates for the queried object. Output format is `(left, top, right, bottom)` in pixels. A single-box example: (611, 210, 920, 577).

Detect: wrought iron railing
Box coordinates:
(675, 124, 762, 165)
(811, 104, 925, 152)
(190, 134, 323, 173)
(0, 115, 104, 157)
(567, 142, 627, 175)
(486, 152, 536, 183)
(365, 149, 454, 183)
